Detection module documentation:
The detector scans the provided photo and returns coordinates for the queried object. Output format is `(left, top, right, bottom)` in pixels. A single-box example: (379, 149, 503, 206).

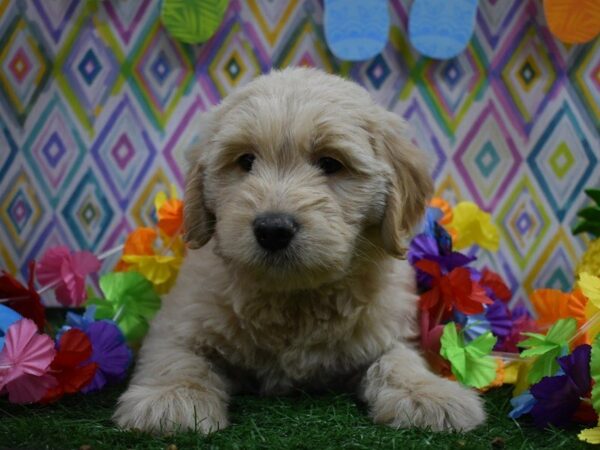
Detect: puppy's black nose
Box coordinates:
(253, 213, 299, 252)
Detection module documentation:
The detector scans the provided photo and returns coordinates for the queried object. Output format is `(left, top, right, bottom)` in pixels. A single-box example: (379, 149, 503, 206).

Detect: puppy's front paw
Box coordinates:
(113, 383, 228, 434)
(369, 377, 485, 432)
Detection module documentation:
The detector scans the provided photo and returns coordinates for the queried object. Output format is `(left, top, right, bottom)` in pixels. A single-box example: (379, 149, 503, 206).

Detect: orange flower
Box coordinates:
(530, 288, 589, 345)
(430, 197, 453, 224)
(157, 199, 183, 237)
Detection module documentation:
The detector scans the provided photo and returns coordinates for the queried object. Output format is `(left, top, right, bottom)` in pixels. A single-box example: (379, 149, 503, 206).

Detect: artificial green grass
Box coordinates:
(0, 384, 588, 450)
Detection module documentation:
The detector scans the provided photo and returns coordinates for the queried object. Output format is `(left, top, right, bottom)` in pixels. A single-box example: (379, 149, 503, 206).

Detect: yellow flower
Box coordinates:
(581, 272, 600, 341)
(578, 239, 600, 278)
(579, 421, 600, 444)
(449, 202, 500, 251)
(121, 254, 182, 294)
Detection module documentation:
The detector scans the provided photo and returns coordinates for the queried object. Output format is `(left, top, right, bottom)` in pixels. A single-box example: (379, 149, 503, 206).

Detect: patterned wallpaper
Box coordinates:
(0, 0, 598, 310)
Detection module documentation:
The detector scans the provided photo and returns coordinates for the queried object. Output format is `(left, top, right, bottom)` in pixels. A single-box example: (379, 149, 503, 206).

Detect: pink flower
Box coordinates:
(37, 246, 101, 306)
(0, 318, 57, 404)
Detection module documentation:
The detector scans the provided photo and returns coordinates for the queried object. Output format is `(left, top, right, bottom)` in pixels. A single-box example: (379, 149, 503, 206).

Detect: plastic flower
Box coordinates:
(453, 311, 491, 342)
(530, 288, 586, 330)
(498, 305, 538, 353)
(0, 263, 45, 330)
(416, 260, 493, 314)
(519, 317, 577, 384)
(155, 186, 183, 237)
(429, 197, 453, 224)
(0, 305, 22, 350)
(485, 299, 512, 339)
(579, 273, 600, 341)
(479, 268, 511, 302)
(579, 420, 600, 444)
(440, 322, 498, 388)
(449, 201, 500, 251)
(42, 329, 97, 403)
(529, 344, 591, 428)
(81, 320, 131, 393)
(118, 227, 184, 293)
(0, 318, 56, 403)
(36, 246, 101, 307)
(86, 272, 161, 343)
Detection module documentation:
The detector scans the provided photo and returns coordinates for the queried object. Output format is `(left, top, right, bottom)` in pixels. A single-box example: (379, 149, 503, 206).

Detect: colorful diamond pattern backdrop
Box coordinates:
(0, 0, 599, 311)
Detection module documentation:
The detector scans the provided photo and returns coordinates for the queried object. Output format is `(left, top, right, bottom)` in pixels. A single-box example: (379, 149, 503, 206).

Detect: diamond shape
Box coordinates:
(247, 0, 301, 46)
(91, 95, 157, 209)
(22, 94, 86, 207)
(548, 141, 575, 179)
(102, 0, 152, 47)
(131, 21, 192, 129)
(523, 229, 577, 294)
(498, 177, 551, 269)
(491, 21, 560, 136)
(401, 97, 446, 181)
(453, 102, 522, 210)
(0, 17, 51, 125)
(416, 38, 487, 134)
(528, 100, 597, 221)
(58, 20, 118, 130)
(203, 17, 267, 100)
(77, 48, 102, 85)
(163, 94, 206, 185)
(569, 37, 600, 128)
(61, 169, 115, 251)
(30, 0, 80, 44)
(130, 168, 171, 227)
(0, 169, 43, 252)
(365, 55, 391, 90)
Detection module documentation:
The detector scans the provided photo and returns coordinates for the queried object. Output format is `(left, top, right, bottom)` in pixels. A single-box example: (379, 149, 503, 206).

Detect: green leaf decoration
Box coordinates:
(161, 0, 229, 44)
(592, 334, 600, 414)
(519, 317, 577, 384)
(573, 189, 600, 237)
(87, 271, 161, 343)
(440, 322, 497, 388)
(585, 188, 600, 207)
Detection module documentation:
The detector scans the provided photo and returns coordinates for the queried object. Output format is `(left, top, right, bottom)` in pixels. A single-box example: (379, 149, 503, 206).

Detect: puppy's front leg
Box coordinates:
(113, 333, 229, 434)
(360, 342, 485, 431)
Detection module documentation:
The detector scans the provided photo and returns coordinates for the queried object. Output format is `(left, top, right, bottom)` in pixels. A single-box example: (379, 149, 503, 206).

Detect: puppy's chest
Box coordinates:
(198, 292, 389, 380)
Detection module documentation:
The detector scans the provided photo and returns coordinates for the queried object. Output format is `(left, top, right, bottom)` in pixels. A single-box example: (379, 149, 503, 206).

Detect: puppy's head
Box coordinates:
(184, 68, 432, 290)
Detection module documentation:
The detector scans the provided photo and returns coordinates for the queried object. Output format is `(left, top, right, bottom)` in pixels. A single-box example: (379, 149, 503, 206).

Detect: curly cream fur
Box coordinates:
(114, 68, 485, 434)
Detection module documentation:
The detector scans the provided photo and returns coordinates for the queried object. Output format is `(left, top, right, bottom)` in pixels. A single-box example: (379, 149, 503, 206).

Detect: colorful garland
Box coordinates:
(1, 185, 599, 445)
(0, 187, 184, 404)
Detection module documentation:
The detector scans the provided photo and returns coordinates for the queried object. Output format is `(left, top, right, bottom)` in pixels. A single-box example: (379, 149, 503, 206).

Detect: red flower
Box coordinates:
(42, 329, 98, 403)
(416, 260, 493, 315)
(480, 268, 511, 302)
(0, 262, 45, 330)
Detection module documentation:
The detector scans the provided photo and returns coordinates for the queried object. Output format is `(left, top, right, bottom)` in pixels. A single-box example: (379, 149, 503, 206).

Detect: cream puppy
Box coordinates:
(114, 68, 485, 434)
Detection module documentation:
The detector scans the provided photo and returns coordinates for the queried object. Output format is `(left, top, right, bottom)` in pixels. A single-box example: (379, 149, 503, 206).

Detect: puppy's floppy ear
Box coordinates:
(183, 157, 215, 249)
(183, 110, 220, 249)
(377, 110, 433, 258)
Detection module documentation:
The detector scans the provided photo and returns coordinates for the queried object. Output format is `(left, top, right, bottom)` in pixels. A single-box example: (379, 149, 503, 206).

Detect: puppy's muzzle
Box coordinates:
(253, 212, 299, 252)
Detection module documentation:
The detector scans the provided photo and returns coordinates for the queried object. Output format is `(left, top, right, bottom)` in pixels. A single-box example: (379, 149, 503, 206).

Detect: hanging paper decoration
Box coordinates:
(324, 0, 390, 61)
(161, 0, 229, 44)
(543, 0, 600, 44)
(408, 0, 478, 60)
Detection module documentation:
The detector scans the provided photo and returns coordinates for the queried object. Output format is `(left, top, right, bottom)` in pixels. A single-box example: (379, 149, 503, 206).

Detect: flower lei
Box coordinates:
(1, 184, 600, 445)
(0, 187, 184, 404)
(416, 195, 600, 443)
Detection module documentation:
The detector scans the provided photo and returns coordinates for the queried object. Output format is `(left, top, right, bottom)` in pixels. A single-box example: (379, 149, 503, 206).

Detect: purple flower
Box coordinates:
(529, 344, 591, 428)
(486, 299, 512, 339)
(419, 207, 444, 236)
(81, 320, 132, 393)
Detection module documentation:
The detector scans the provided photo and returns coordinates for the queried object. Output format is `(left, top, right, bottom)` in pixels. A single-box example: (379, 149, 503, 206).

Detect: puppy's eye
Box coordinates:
(237, 153, 255, 172)
(317, 157, 344, 175)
